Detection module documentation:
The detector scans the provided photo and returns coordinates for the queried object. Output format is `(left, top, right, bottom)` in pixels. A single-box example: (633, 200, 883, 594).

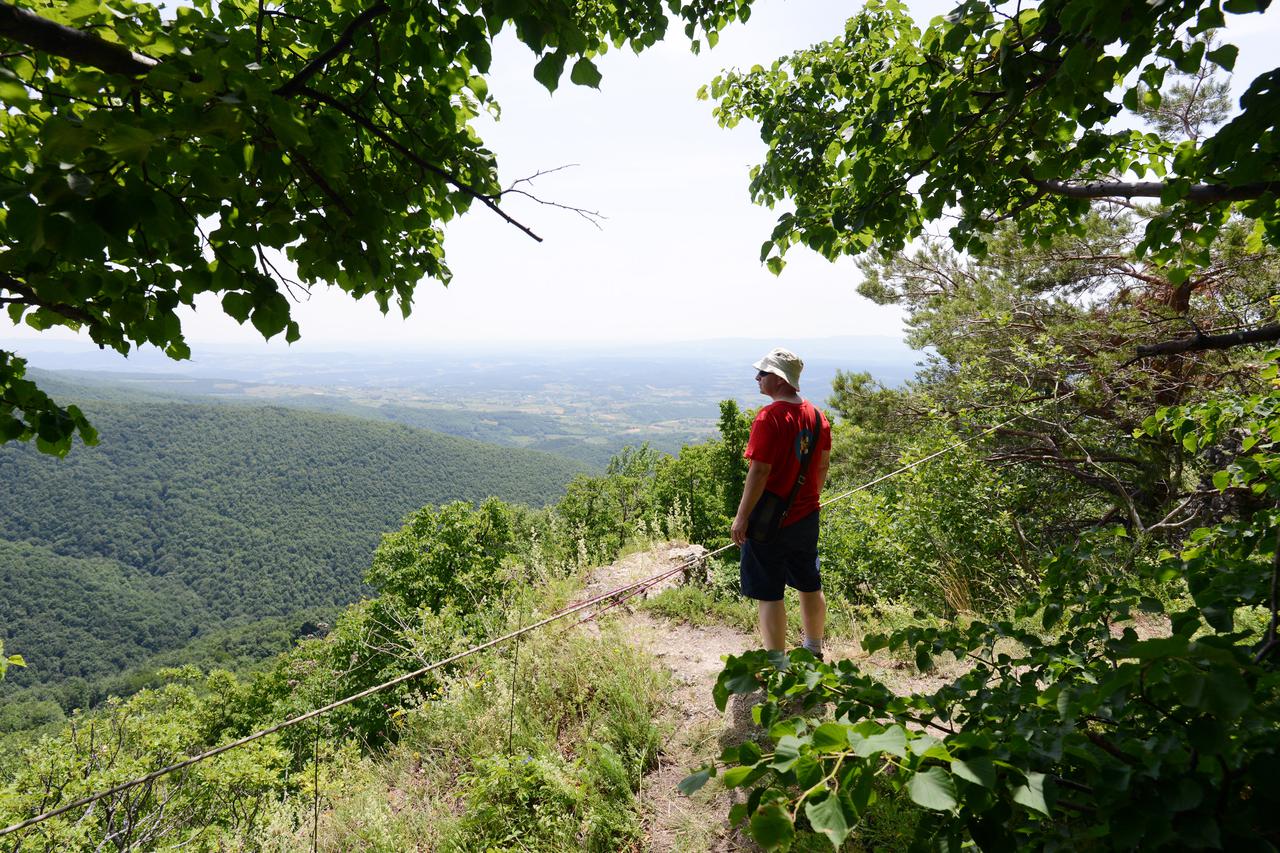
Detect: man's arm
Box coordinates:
(813, 449, 830, 496)
(731, 459, 772, 546)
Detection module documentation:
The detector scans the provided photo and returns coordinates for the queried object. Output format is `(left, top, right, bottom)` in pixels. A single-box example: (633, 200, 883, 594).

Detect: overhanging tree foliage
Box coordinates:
(705, 0, 1277, 303)
(0, 0, 754, 453)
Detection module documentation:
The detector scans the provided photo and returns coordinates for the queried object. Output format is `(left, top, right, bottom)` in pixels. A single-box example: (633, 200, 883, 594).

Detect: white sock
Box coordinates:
(802, 637, 823, 656)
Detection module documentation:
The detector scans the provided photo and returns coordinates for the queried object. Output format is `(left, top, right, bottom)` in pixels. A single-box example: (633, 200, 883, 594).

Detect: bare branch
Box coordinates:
(498, 166, 605, 229)
(1134, 322, 1280, 358)
(505, 164, 580, 192)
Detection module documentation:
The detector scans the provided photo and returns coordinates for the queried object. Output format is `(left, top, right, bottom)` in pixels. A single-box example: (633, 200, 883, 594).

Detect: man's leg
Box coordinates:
(742, 539, 787, 649)
(758, 599, 787, 651)
(783, 513, 825, 657)
(798, 590, 826, 655)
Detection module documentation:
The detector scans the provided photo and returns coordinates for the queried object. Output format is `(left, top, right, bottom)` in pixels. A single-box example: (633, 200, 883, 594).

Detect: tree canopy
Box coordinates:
(0, 0, 753, 453)
(706, 0, 1277, 304)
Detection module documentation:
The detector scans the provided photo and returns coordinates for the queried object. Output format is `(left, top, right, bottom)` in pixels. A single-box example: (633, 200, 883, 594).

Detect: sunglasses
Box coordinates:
(755, 371, 768, 380)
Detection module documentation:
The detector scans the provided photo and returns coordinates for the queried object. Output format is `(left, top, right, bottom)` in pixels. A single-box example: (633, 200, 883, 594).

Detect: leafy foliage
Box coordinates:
(705, 0, 1279, 271)
(0, 481, 669, 848)
(820, 427, 1033, 614)
(2, 669, 290, 849)
(0, 353, 96, 456)
(0, 0, 756, 451)
(851, 211, 1277, 535)
(0, 400, 581, 710)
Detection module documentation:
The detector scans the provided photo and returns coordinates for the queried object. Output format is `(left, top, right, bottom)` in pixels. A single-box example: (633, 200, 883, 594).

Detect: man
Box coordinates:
(731, 347, 832, 657)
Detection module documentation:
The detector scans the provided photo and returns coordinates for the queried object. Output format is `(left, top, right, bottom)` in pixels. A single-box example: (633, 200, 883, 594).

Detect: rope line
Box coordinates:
(0, 547, 721, 839)
(818, 395, 1068, 509)
(0, 391, 1068, 840)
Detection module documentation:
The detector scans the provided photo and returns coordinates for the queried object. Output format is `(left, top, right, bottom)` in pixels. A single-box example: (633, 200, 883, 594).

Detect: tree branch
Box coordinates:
(299, 85, 542, 242)
(0, 272, 98, 326)
(1134, 322, 1280, 358)
(0, 1, 156, 77)
(1033, 178, 1280, 203)
(273, 0, 388, 97)
(502, 166, 605, 230)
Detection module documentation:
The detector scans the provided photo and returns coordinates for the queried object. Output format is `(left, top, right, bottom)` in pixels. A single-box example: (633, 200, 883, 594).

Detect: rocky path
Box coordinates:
(578, 547, 757, 852)
(580, 546, 960, 852)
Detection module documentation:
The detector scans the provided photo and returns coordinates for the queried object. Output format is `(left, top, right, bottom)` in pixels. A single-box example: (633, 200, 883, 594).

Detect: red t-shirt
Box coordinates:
(744, 400, 832, 526)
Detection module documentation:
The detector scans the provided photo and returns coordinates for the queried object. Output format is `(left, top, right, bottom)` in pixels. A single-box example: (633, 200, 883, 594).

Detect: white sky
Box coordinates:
(4, 0, 1277, 351)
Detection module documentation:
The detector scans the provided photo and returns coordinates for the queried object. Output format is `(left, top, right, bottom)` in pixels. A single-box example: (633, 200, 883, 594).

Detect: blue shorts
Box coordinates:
(740, 510, 822, 601)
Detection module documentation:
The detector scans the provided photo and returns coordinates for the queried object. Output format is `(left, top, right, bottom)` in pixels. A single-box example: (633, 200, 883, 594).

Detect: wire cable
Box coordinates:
(0, 546, 722, 838)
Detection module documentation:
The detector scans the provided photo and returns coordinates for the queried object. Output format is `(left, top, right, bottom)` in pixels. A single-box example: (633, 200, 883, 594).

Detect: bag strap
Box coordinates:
(779, 403, 821, 523)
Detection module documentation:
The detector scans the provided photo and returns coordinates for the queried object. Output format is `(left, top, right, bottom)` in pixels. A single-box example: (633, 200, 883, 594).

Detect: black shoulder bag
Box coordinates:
(746, 404, 820, 544)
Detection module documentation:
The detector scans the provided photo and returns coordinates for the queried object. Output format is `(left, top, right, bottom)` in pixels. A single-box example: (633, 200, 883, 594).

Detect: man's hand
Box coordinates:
(731, 514, 749, 547)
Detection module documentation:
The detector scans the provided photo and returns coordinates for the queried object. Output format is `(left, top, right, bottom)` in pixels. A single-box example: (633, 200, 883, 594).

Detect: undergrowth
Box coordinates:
(252, 619, 669, 852)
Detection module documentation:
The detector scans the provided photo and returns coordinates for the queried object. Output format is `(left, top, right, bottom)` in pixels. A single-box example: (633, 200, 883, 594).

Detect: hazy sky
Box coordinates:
(5, 0, 1277, 352)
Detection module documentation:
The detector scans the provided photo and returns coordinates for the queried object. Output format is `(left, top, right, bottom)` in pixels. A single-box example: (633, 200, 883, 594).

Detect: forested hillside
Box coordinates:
(0, 401, 584, 701)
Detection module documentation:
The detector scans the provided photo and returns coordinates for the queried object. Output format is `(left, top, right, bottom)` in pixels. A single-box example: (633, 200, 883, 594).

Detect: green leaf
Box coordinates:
(812, 722, 850, 752)
(794, 755, 824, 790)
(854, 725, 907, 758)
(221, 292, 254, 323)
(951, 757, 996, 789)
(1042, 602, 1063, 631)
(1204, 668, 1250, 717)
(678, 767, 712, 796)
(0, 69, 29, 106)
(861, 633, 888, 653)
(533, 51, 567, 93)
(908, 767, 958, 811)
(569, 57, 602, 88)
(749, 803, 795, 850)
(1013, 771, 1049, 815)
(771, 735, 803, 772)
(804, 794, 852, 847)
(1206, 44, 1239, 71)
(102, 124, 157, 162)
(723, 764, 760, 788)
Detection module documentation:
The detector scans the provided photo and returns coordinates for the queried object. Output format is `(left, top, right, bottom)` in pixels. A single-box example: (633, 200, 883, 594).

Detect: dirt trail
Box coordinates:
(580, 546, 756, 852)
(583, 546, 956, 852)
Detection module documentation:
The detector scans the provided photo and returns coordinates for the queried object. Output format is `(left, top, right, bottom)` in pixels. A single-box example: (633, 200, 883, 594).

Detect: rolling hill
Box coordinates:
(0, 400, 585, 701)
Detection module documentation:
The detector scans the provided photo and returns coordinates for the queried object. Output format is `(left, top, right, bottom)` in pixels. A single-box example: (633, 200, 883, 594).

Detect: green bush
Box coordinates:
(821, 429, 1032, 614)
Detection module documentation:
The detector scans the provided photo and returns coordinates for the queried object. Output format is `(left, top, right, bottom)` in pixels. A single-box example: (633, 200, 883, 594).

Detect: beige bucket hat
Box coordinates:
(753, 347, 803, 390)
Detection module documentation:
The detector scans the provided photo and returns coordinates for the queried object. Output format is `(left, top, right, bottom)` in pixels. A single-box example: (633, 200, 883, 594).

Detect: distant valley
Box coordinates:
(21, 336, 921, 466)
(0, 399, 584, 724)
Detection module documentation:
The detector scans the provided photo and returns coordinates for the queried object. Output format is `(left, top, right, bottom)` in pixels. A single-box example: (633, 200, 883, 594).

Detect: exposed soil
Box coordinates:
(577, 546, 753, 851)
(581, 545, 961, 852)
